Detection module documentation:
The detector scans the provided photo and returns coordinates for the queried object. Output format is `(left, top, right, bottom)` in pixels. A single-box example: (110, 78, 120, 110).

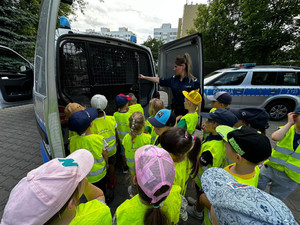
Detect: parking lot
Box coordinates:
(0, 103, 299, 223)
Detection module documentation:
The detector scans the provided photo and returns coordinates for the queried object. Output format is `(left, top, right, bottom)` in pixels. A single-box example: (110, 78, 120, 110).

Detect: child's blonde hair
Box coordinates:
(149, 98, 164, 117)
(128, 93, 137, 105)
(129, 112, 145, 145)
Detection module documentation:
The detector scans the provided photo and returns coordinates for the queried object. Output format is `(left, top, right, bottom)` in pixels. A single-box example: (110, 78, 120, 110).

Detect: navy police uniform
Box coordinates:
(160, 75, 200, 116)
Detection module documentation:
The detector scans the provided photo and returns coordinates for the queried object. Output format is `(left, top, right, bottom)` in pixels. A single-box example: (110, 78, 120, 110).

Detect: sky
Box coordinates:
(70, 0, 207, 44)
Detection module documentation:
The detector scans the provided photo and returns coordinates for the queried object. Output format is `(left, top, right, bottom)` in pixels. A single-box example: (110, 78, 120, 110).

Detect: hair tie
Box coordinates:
(192, 136, 196, 140)
(153, 205, 160, 209)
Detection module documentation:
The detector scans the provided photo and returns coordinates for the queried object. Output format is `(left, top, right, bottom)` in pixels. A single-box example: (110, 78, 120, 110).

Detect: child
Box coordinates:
(258, 105, 300, 200)
(64, 102, 86, 139)
(122, 112, 151, 175)
(113, 93, 132, 173)
(113, 145, 182, 225)
(148, 109, 176, 147)
(217, 125, 272, 187)
(68, 108, 108, 193)
(187, 108, 238, 220)
(177, 89, 202, 135)
(161, 127, 201, 196)
(201, 168, 297, 225)
(207, 91, 232, 112)
(90, 94, 118, 196)
(145, 98, 164, 144)
(230, 107, 270, 135)
(128, 92, 144, 115)
(1, 149, 112, 225)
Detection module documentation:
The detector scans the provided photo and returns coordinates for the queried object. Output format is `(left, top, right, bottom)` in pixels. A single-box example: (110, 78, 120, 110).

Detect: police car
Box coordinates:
(203, 63, 300, 121)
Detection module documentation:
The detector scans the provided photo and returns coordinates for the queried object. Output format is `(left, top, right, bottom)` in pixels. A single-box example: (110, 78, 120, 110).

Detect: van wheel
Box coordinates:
(265, 101, 290, 121)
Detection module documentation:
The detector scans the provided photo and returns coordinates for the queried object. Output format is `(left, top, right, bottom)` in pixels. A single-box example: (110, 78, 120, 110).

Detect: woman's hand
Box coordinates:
(138, 74, 144, 79)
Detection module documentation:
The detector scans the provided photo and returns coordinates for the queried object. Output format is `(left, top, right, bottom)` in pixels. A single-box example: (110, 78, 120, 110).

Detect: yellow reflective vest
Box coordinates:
(122, 133, 151, 175)
(113, 111, 131, 144)
(194, 138, 226, 188)
(179, 112, 198, 135)
(145, 117, 158, 144)
(70, 199, 112, 225)
(265, 125, 300, 183)
(173, 157, 192, 196)
(115, 185, 181, 225)
(69, 134, 106, 183)
(90, 116, 117, 157)
(129, 104, 144, 115)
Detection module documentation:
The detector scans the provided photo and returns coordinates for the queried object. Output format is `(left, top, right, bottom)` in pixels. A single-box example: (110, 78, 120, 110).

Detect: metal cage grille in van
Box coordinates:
(58, 39, 155, 115)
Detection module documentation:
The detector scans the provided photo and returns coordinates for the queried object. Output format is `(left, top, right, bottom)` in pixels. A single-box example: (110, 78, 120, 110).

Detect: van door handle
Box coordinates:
(270, 89, 277, 93)
(236, 89, 243, 93)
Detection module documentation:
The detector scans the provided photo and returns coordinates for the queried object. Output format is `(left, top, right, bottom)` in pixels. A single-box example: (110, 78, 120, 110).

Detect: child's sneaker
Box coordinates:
(187, 196, 197, 205)
(186, 205, 203, 221)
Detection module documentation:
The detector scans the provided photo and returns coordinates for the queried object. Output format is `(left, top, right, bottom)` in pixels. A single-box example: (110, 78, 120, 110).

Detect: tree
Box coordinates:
(190, 0, 300, 66)
(142, 37, 164, 65)
(0, 0, 99, 60)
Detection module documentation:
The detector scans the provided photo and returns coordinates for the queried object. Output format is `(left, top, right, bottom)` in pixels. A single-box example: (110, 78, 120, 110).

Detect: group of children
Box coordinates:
(1, 90, 299, 225)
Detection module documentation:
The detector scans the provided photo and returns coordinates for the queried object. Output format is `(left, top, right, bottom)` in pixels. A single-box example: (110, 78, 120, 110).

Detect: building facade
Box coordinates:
(179, 3, 200, 38)
(153, 23, 178, 43)
(97, 27, 135, 42)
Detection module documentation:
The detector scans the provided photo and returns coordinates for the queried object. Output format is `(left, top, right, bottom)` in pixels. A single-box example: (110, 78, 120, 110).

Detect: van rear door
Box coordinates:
(34, 0, 65, 162)
(158, 33, 204, 108)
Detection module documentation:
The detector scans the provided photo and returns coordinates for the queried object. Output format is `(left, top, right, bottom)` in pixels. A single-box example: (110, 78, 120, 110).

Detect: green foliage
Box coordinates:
(142, 37, 164, 65)
(191, 0, 300, 67)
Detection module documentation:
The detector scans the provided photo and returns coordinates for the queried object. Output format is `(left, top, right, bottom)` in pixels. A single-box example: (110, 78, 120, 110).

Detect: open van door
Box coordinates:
(34, 0, 66, 162)
(158, 33, 204, 109)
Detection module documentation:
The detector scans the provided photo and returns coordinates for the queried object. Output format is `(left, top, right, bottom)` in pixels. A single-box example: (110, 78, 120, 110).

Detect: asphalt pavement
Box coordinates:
(0, 104, 299, 224)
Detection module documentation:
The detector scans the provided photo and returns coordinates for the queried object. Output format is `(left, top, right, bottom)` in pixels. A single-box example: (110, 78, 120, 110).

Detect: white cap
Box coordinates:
(91, 94, 108, 111)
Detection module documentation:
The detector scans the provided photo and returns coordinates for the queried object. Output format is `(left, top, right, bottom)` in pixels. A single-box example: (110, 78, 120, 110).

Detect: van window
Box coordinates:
(251, 72, 277, 85)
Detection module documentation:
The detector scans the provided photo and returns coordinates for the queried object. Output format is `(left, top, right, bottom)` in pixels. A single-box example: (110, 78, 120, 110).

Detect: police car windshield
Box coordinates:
(204, 71, 223, 85)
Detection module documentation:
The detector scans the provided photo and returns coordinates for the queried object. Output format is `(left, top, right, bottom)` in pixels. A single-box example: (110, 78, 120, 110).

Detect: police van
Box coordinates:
(34, 0, 204, 161)
(203, 63, 300, 121)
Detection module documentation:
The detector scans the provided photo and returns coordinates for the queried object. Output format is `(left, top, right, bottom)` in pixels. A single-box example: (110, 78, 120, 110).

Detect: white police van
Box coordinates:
(203, 63, 300, 121)
(34, 0, 204, 161)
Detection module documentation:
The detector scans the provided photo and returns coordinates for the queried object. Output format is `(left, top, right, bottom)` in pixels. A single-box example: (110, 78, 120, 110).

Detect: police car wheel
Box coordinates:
(265, 101, 290, 121)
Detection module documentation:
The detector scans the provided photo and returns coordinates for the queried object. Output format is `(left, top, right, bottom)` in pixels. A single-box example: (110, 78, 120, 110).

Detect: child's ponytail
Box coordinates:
(129, 112, 145, 145)
(188, 136, 201, 178)
(137, 185, 170, 225)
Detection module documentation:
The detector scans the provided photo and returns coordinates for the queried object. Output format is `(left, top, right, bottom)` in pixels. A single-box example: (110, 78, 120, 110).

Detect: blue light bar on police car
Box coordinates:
(231, 63, 256, 68)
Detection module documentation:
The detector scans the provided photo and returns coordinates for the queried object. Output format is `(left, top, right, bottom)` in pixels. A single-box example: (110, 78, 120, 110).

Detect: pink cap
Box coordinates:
(135, 145, 175, 204)
(1, 149, 94, 225)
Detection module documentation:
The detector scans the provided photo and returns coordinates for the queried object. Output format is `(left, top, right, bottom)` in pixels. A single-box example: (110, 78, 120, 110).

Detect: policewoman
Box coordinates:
(139, 53, 200, 116)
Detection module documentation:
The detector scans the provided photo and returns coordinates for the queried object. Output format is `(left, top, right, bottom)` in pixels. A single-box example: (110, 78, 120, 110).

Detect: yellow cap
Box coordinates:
(182, 89, 202, 105)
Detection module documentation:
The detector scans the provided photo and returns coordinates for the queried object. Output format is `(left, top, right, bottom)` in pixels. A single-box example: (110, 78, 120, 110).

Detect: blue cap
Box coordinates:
(201, 108, 238, 127)
(294, 104, 300, 113)
(230, 107, 270, 129)
(202, 168, 297, 225)
(148, 109, 176, 128)
(115, 94, 131, 107)
(68, 108, 98, 133)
